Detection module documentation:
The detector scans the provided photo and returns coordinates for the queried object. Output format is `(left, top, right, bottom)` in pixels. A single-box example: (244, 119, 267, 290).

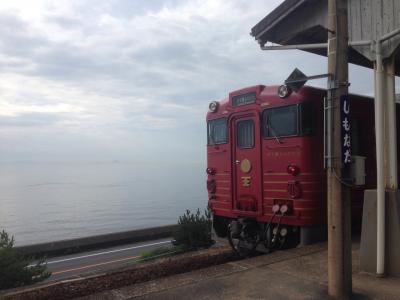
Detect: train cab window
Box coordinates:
(300, 102, 314, 135)
(208, 118, 228, 145)
(237, 119, 254, 148)
(263, 105, 298, 138)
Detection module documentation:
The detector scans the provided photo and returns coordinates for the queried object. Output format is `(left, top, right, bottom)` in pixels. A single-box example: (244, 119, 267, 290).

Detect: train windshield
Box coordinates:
(263, 105, 298, 138)
(263, 103, 314, 139)
(208, 118, 228, 145)
(299, 102, 314, 135)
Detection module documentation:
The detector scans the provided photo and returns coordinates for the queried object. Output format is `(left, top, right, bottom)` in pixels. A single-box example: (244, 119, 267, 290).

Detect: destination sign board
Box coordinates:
(232, 92, 256, 107)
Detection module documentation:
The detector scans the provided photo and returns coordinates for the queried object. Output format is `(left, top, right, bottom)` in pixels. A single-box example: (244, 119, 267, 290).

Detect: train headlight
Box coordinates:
(209, 101, 219, 112)
(278, 85, 292, 98)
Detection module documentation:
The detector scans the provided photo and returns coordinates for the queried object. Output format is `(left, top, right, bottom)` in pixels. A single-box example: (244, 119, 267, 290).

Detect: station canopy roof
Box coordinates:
(251, 0, 400, 75)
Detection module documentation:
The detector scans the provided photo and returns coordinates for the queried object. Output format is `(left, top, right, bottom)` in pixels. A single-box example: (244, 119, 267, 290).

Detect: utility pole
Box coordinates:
(327, 0, 352, 299)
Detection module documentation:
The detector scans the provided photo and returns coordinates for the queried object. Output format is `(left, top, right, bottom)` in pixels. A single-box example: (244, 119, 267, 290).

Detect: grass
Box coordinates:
(139, 246, 185, 262)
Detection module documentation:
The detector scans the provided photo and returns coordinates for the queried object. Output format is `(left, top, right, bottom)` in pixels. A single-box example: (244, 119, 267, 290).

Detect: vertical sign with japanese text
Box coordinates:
(341, 95, 351, 165)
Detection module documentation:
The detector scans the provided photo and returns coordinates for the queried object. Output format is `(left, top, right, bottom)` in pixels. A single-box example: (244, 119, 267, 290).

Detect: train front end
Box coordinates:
(206, 85, 327, 255)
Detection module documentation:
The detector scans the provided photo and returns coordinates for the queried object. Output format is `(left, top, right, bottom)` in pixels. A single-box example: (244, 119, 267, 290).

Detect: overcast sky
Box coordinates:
(0, 0, 383, 163)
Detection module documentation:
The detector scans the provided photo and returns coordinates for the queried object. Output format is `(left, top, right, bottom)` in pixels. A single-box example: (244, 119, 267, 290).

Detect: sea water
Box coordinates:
(0, 161, 207, 246)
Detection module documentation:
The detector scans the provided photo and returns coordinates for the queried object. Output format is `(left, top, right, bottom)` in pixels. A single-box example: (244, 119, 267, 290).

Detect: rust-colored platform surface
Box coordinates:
(80, 241, 400, 300)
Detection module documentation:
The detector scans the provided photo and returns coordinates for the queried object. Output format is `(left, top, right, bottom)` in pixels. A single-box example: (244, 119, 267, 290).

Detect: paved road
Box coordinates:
(42, 238, 172, 281)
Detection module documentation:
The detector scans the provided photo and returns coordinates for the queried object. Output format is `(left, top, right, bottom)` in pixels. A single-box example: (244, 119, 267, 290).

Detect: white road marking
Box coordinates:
(29, 240, 171, 266)
(51, 254, 141, 275)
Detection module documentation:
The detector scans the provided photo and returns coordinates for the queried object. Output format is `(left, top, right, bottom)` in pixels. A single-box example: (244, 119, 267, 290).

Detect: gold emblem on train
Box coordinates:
(240, 159, 252, 173)
(241, 176, 252, 187)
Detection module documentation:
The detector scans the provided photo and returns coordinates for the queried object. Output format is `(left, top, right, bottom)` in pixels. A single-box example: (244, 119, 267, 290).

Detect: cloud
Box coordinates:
(0, 112, 63, 127)
(0, 0, 377, 162)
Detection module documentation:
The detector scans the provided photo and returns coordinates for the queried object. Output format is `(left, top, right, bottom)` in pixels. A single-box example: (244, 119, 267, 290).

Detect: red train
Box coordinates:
(206, 84, 386, 256)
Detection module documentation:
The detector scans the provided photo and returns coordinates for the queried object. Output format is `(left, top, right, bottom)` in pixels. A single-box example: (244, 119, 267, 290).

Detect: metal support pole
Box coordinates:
(384, 56, 398, 190)
(380, 27, 400, 43)
(327, 0, 352, 298)
(261, 43, 327, 50)
(374, 41, 385, 276)
(260, 40, 370, 51)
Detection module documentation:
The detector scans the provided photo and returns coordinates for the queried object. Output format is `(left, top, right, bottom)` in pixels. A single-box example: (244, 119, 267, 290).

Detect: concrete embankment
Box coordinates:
(15, 225, 178, 257)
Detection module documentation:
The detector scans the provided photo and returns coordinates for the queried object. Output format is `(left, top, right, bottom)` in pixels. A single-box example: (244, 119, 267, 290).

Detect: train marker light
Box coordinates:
(287, 164, 300, 176)
(206, 167, 216, 175)
(209, 101, 219, 112)
(278, 85, 291, 98)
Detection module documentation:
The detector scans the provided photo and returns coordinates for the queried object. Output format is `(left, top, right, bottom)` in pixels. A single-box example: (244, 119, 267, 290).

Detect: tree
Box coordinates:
(0, 230, 51, 290)
(173, 209, 213, 250)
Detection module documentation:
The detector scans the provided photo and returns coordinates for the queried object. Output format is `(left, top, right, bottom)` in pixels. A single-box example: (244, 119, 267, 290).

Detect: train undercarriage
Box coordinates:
(213, 204, 301, 257)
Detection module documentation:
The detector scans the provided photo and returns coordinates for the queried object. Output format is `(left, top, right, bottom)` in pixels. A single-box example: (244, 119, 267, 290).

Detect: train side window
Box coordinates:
(263, 105, 298, 138)
(207, 118, 228, 145)
(300, 102, 314, 135)
(237, 119, 254, 149)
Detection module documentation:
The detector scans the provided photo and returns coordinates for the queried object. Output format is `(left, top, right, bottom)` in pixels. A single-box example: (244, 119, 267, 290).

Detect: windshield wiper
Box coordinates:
(209, 127, 216, 145)
(267, 123, 283, 144)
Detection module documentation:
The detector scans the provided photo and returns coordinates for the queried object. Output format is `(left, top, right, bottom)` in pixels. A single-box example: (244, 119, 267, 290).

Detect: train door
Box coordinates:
(231, 112, 262, 216)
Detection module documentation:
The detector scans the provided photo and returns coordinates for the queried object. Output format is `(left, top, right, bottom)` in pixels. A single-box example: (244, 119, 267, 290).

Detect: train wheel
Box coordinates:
(227, 223, 259, 258)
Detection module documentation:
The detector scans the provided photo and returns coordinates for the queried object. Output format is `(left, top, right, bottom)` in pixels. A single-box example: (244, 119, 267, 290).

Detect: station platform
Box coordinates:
(78, 240, 400, 300)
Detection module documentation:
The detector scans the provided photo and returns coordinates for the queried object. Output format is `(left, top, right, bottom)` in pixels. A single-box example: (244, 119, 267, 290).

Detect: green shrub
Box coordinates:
(140, 246, 175, 261)
(172, 209, 213, 250)
(0, 230, 51, 290)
